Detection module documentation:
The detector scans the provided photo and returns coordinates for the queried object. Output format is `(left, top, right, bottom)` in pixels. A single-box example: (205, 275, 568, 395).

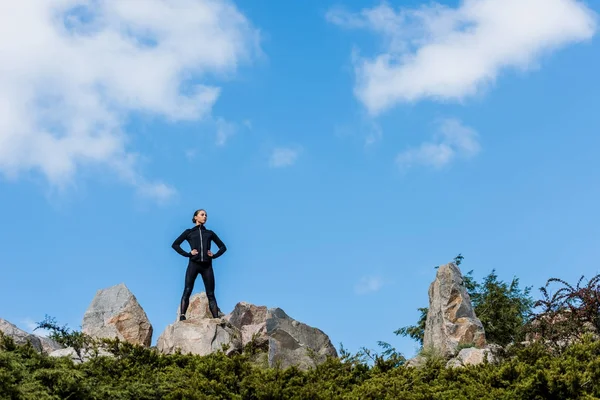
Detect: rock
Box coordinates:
(82, 283, 153, 347)
(49, 347, 113, 364)
(225, 302, 269, 348)
(156, 319, 242, 356)
(265, 308, 338, 370)
(38, 336, 64, 354)
(423, 263, 486, 357)
(446, 347, 496, 368)
(227, 302, 338, 369)
(159, 293, 338, 369)
(0, 318, 64, 354)
(177, 292, 224, 321)
(0, 318, 43, 351)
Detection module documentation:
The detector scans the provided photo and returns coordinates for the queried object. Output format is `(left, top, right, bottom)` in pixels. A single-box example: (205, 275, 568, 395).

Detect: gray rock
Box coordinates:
(0, 318, 43, 351)
(423, 263, 486, 357)
(160, 293, 337, 369)
(225, 302, 269, 348)
(156, 319, 242, 356)
(38, 336, 64, 354)
(265, 308, 338, 370)
(49, 347, 113, 364)
(0, 318, 64, 354)
(82, 283, 153, 347)
(227, 302, 338, 369)
(446, 347, 496, 368)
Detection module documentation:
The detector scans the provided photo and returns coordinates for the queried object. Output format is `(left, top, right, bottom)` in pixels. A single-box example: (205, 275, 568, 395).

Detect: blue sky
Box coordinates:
(1, 0, 599, 359)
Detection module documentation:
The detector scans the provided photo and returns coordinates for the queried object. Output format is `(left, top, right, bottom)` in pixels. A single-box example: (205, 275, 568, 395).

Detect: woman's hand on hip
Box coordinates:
(207, 250, 213, 258)
(190, 249, 198, 256)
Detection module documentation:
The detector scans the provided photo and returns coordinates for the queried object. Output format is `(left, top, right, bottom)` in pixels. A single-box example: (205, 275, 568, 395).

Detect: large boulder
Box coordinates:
(225, 302, 338, 370)
(156, 319, 242, 356)
(157, 293, 338, 370)
(266, 308, 338, 370)
(82, 283, 153, 347)
(423, 263, 486, 357)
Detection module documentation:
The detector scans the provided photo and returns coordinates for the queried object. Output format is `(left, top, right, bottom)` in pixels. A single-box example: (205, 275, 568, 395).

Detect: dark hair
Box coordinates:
(192, 209, 206, 223)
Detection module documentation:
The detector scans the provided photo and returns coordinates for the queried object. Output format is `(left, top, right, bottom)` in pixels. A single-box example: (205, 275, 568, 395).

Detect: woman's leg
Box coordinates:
(180, 262, 199, 320)
(199, 263, 219, 318)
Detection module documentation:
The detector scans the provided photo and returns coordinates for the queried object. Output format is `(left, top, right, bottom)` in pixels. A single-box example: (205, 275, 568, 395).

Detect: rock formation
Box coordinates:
(225, 302, 338, 369)
(0, 318, 43, 351)
(264, 308, 338, 370)
(0, 318, 63, 353)
(423, 262, 486, 357)
(3, 285, 337, 370)
(82, 283, 153, 347)
(156, 293, 338, 370)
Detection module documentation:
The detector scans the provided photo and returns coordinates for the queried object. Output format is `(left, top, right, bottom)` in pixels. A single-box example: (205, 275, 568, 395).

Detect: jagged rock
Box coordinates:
(82, 283, 153, 347)
(0, 318, 43, 351)
(446, 347, 496, 368)
(177, 292, 224, 321)
(226, 302, 338, 369)
(423, 263, 486, 357)
(265, 308, 338, 370)
(225, 302, 269, 348)
(0, 318, 64, 354)
(49, 347, 113, 364)
(156, 319, 242, 356)
(159, 293, 337, 369)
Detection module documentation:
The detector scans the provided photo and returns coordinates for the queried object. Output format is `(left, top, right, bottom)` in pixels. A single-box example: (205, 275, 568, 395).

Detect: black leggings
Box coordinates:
(180, 261, 219, 318)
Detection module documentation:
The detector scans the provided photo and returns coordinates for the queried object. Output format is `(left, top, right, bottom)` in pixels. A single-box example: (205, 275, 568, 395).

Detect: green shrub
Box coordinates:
(3, 330, 600, 399)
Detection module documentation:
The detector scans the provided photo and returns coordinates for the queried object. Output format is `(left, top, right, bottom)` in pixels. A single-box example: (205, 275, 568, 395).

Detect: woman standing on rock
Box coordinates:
(172, 209, 227, 320)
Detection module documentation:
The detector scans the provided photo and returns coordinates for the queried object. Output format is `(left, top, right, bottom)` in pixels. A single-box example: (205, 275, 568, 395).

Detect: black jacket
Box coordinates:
(172, 225, 227, 263)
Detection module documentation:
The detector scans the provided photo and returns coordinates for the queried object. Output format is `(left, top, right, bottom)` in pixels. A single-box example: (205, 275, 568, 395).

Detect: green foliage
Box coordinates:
(468, 270, 534, 346)
(454, 253, 464, 266)
(3, 330, 600, 399)
(526, 274, 600, 352)
(35, 315, 97, 359)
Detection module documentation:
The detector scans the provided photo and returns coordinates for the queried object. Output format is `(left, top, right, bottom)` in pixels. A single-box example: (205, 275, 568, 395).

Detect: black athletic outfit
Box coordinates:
(172, 225, 227, 319)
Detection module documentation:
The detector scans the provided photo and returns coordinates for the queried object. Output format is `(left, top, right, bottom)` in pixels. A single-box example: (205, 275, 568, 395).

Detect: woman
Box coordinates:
(172, 209, 227, 320)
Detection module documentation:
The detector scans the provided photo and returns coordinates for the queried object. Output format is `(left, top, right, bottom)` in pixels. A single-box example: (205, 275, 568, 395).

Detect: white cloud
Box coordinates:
(136, 181, 177, 203)
(355, 275, 384, 295)
(0, 0, 260, 198)
(328, 0, 597, 115)
(215, 118, 236, 146)
(396, 118, 480, 169)
(269, 146, 302, 168)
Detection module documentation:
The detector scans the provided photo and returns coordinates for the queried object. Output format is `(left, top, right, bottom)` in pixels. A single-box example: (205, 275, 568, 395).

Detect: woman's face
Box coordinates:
(195, 210, 207, 225)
